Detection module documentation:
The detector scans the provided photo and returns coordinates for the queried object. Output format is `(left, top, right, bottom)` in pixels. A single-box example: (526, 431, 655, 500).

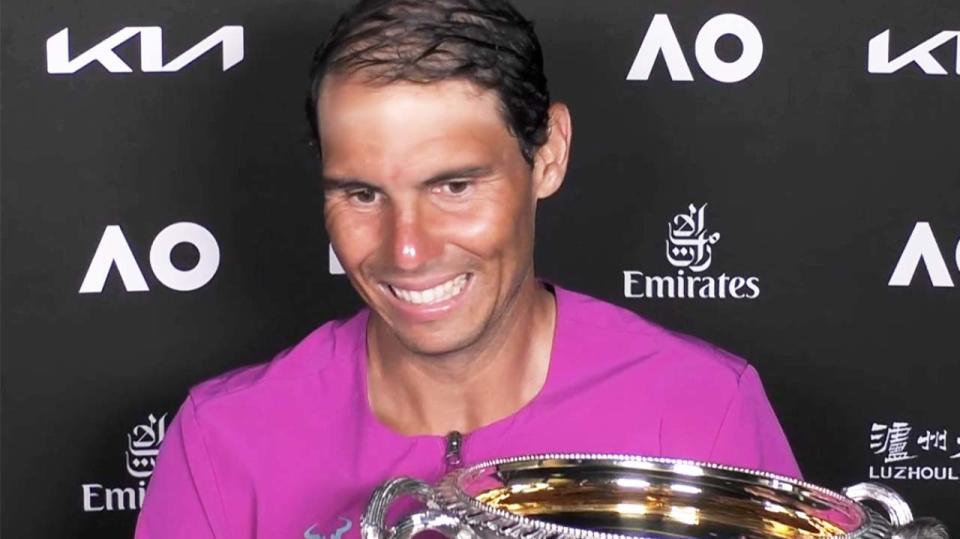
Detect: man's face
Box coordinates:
(317, 76, 545, 356)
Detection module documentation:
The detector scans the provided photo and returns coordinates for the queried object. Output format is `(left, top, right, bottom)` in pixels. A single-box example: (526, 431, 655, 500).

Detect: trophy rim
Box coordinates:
(434, 453, 892, 539)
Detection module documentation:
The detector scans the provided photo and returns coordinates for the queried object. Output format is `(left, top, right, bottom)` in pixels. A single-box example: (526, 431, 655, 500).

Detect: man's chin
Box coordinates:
(392, 327, 480, 358)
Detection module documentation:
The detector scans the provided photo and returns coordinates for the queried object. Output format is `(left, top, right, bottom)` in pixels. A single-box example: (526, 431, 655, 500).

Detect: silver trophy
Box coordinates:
(362, 454, 944, 539)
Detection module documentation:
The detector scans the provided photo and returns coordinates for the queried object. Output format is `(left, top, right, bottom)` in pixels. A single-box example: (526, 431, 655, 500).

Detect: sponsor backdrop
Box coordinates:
(2, 0, 958, 536)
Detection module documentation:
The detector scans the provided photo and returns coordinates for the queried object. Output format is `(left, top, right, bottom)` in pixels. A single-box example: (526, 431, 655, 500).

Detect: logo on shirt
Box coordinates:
(305, 517, 352, 539)
(80, 412, 168, 512)
(623, 203, 760, 299)
(888, 222, 959, 288)
(866, 421, 960, 481)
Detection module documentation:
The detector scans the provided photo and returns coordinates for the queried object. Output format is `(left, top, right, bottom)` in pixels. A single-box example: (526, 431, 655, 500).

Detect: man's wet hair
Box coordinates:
(306, 0, 550, 164)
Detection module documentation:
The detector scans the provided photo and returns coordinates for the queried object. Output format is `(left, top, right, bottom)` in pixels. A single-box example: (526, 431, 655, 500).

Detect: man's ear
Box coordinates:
(532, 102, 572, 200)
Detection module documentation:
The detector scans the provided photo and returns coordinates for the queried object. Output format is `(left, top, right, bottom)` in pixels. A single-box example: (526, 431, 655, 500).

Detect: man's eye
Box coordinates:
(437, 181, 471, 196)
(348, 188, 378, 204)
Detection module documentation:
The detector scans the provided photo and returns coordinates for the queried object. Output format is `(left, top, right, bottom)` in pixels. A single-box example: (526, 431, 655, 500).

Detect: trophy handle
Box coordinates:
(361, 477, 477, 539)
(843, 482, 914, 527)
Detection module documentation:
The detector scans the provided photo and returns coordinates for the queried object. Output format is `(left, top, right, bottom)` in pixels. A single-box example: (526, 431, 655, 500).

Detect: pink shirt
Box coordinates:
(136, 286, 800, 538)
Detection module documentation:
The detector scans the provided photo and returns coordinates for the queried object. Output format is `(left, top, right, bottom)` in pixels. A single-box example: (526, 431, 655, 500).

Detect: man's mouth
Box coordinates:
(386, 273, 470, 306)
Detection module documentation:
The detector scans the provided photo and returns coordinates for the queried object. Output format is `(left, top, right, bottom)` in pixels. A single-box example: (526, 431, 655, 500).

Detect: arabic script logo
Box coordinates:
(666, 204, 720, 272)
(623, 202, 759, 300)
(81, 412, 168, 512)
(126, 413, 167, 478)
(305, 517, 352, 539)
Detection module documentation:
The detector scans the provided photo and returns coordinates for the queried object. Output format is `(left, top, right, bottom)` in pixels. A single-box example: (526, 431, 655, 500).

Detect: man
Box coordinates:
(136, 0, 800, 537)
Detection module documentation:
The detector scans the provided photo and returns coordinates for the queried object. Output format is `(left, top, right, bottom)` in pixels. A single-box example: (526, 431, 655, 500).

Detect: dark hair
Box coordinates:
(305, 0, 550, 164)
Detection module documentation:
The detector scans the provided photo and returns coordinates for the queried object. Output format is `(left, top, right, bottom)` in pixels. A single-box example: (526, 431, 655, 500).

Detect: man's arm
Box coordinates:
(135, 396, 227, 538)
(708, 365, 803, 479)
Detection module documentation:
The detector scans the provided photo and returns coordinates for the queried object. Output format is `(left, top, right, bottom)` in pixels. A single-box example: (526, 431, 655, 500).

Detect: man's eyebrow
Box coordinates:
(321, 166, 493, 190)
(422, 166, 493, 185)
(320, 176, 378, 191)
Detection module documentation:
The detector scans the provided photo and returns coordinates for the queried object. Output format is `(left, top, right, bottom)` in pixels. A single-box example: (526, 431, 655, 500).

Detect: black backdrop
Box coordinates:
(2, 0, 959, 536)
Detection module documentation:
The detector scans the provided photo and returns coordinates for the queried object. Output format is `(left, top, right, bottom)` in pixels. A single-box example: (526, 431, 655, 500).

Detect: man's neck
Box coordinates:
(365, 277, 557, 436)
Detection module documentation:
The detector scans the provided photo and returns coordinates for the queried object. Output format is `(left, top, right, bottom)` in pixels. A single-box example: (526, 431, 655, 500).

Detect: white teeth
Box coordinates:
(389, 274, 469, 306)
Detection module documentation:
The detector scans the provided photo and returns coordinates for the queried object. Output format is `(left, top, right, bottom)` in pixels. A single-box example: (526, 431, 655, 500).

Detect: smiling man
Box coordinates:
(319, 74, 562, 437)
(136, 1, 800, 537)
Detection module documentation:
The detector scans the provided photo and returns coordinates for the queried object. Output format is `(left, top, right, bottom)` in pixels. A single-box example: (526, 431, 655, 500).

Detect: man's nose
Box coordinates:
(386, 206, 442, 271)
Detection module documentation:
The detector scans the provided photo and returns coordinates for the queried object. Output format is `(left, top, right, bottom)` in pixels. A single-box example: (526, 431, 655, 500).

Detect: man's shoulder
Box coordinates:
(556, 285, 749, 383)
(187, 309, 368, 411)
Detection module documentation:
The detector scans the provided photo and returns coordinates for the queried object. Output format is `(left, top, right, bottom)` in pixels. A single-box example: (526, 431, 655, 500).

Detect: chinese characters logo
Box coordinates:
(868, 422, 959, 481)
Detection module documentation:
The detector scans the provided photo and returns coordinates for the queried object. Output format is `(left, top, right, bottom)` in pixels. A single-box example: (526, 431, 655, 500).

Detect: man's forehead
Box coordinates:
(316, 74, 501, 129)
(317, 75, 516, 178)
(320, 133, 500, 186)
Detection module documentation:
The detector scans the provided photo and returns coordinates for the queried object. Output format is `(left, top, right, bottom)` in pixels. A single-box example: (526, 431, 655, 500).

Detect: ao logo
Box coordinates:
(329, 244, 345, 275)
(46, 26, 243, 74)
(869, 30, 960, 75)
(888, 222, 960, 288)
(627, 14, 763, 83)
(79, 223, 220, 293)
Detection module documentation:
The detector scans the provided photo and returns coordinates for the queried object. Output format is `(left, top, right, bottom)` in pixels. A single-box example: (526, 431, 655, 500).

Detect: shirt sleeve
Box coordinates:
(708, 365, 803, 479)
(135, 395, 228, 539)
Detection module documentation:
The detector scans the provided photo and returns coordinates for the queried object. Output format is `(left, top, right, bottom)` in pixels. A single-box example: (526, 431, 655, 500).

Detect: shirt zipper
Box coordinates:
(444, 431, 464, 472)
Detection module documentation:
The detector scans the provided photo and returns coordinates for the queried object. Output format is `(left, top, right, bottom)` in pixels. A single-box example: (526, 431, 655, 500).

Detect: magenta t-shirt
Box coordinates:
(135, 286, 800, 538)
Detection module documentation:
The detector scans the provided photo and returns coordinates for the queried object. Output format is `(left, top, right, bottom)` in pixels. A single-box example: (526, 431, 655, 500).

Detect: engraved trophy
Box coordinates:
(362, 454, 944, 539)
